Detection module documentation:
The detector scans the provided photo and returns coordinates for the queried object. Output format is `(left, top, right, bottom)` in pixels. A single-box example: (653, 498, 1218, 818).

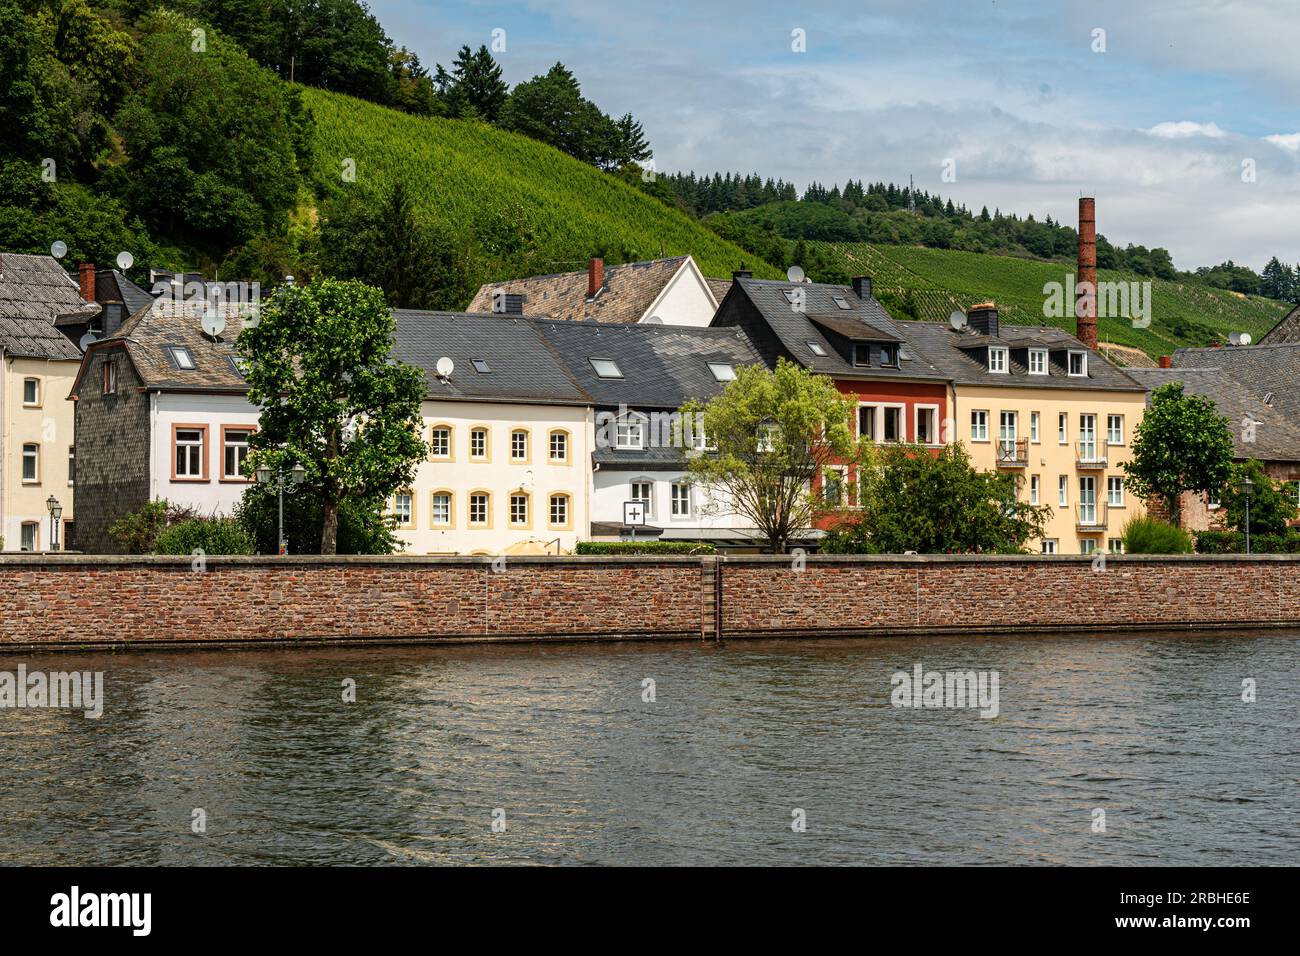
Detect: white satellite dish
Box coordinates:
(948, 310, 968, 331)
(51, 241, 68, 259)
(786, 265, 806, 283)
(1238, 332, 1252, 346)
(202, 308, 226, 339)
(79, 331, 98, 350)
(116, 251, 134, 271)
(643, 315, 663, 325)
(435, 356, 454, 379)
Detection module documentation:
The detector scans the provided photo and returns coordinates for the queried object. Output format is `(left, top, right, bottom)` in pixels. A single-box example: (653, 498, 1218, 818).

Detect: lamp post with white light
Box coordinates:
(255, 462, 306, 555)
(1242, 475, 1253, 555)
(45, 495, 62, 552)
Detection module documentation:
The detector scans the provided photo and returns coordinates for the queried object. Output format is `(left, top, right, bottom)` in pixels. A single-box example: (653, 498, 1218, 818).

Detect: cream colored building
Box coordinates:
(0, 254, 97, 551)
(898, 311, 1148, 554)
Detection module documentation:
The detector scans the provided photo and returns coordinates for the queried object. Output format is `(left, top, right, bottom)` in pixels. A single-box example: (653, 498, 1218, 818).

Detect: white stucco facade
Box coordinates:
(590, 466, 744, 539)
(639, 258, 721, 327)
(149, 391, 260, 517)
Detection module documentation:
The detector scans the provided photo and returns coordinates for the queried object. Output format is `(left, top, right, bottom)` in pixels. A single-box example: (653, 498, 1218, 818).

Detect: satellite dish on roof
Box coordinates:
(948, 310, 968, 331)
(786, 265, 806, 283)
(435, 356, 454, 379)
(79, 331, 98, 351)
(116, 251, 134, 271)
(1228, 331, 1252, 346)
(202, 308, 226, 339)
(643, 315, 663, 325)
(51, 241, 67, 259)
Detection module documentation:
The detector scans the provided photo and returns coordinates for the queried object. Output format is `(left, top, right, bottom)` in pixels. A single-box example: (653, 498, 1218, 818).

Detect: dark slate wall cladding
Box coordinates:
(73, 346, 151, 553)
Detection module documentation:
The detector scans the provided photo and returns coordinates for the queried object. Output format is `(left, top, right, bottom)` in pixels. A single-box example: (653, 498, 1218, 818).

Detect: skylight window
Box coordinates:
(472, 358, 492, 373)
(169, 347, 195, 370)
(590, 358, 623, 379)
(708, 362, 736, 382)
(832, 295, 851, 311)
(807, 341, 827, 356)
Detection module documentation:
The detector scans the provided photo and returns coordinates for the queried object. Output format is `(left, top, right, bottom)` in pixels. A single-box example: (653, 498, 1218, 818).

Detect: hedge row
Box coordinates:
(575, 541, 717, 555)
(1194, 530, 1300, 554)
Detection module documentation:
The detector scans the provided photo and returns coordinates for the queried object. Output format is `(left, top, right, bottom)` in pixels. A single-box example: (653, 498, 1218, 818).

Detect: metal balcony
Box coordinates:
(1075, 501, 1108, 531)
(1076, 440, 1108, 469)
(995, 437, 1029, 467)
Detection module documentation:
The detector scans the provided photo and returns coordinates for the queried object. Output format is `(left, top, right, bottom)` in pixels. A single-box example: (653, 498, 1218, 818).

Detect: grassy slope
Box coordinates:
(303, 88, 780, 286)
(815, 242, 1287, 357)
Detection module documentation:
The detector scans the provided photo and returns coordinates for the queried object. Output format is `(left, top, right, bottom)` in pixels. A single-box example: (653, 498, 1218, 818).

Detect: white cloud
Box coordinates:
(1265, 133, 1300, 151)
(1145, 121, 1227, 139)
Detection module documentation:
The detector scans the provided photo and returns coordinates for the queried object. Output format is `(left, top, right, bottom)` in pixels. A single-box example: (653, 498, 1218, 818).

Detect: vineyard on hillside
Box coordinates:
(814, 242, 1288, 357)
(305, 88, 780, 287)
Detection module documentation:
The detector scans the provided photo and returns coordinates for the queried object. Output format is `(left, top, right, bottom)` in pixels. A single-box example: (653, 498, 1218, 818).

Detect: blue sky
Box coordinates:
(369, 0, 1300, 270)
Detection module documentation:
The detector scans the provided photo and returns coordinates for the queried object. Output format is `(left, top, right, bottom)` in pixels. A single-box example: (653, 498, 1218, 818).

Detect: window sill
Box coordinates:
(171, 477, 210, 483)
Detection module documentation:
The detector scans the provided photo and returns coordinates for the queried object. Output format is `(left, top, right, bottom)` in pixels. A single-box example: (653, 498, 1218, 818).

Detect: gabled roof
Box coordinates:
(393, 311, 589, 405)
(76, 294, 251, 394)
(534, 319, 763, 409)
(717, 277, 948, 381)
(0, 253, 94, 360)
(1258, 302, 1300, 345)
(1127, 367, 1300, 462)
(99, 269, 156, 315)
(466, 256, 716, 325)
(893, 320, 1145, 391)
(1171, 343, 1300, 425)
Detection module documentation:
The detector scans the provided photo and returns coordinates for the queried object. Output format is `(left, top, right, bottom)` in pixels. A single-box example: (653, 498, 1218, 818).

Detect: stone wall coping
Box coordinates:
(2, 552, 1299, 568)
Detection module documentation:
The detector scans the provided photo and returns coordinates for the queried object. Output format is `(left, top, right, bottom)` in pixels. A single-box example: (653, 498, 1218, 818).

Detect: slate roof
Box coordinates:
(77, 295, 251, 394)
(534, 319, 763, 408)
(0, 253, 94, 360)
(1127, 367, 1300, 462)
(704, 277, 733, 303)
(1171, 343, 1300, 425)
(1259, 302, 1300, 345)
(100, 269, 156, 315)
(718, 277, 949, 381)
(893, 320, 1146, 392)
(466, 256, 704, 325)
(392, 311, 589, 405)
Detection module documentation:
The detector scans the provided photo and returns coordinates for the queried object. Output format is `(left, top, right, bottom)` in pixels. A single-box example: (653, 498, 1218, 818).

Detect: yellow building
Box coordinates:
(898, 308, 1147, 554)
(0, 254, 95, 551)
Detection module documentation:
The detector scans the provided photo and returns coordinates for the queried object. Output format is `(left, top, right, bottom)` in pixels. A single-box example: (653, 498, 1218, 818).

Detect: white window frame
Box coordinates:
(1041, 539, 1058, 555)
(22, 377, 40, 407)
(988, 346, 1009, 374)
(222, 428, 253, 479)
(630, 480, 654, 517)
(1058, 475, 1068, 507)
(21, 443, 39, 483)
(1107, 475, 1125, 507)
(470, 427, 488, 460)
(431, 492, 452, 527)
(707, 362, 736, 382)
(1107, 414, 1124, 446)
(858, 404, 879, 441)
(1068, 350, 1087, 377)
(670, 481, 692, 518)
(914, 404, 940, 446)
(1030, 411, 1040, 443)
(393, 491, 414, 528)
(20, 521, 38, 552)
(1058, 412, 1068, 444)
(429, 426, 452, 459)
(615, 415, 646, 450)
(880, 403, 905, 443)
(1108, 538, 1125, 554)
(1030, 474, 1040, 505)
(1028, 349, 1048, 376)
(175, 429, 205, 478)
(970, 410, 989, 443)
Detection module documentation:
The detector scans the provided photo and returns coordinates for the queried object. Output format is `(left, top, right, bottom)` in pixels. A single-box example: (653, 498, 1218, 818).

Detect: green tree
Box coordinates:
(238, 277, 428, 554)
(440, 44, 507, 121)
(1219, 459, 1297, 535)
(319, 181, 474, 309)
(1121, 382, 1235, 527)
(681, 359, 859, 552)
(235, 482, 399, 554)
(822, 443, 1051, 554)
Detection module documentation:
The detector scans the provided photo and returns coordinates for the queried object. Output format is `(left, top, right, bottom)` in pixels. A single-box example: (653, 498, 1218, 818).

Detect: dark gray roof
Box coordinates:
(1171, 343, 1300, 425)
(534, 319, 764, 408)
(721, 277, 947, 381)
(0, 253, 92, 360)
(392, 311, 589, 404)
(1127, 367, 1300, 462)
(893, 320, 1146, 391)
(1259, 302, 1300, 345)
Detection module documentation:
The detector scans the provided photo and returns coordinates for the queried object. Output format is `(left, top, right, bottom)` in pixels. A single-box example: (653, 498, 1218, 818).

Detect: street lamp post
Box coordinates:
(1243, 475, 1253, 556)
(256, 462, 307, 555)
(45, 495, 62, 552)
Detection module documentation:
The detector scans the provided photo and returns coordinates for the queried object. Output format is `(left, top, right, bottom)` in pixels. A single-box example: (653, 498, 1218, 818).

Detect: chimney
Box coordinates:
(78, 263, 96, 303)
(1076, 196, 1098, 350)
(732, 269, 752, 280)
(967, 302, 999, 337)
(1158, 355, 1172, 368)
(587, 257, 604, 298)
(852, 276, 873, 299)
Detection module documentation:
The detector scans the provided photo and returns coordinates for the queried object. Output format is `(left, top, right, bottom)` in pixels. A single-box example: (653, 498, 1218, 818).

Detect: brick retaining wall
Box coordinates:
(1, 553, 1297, 652)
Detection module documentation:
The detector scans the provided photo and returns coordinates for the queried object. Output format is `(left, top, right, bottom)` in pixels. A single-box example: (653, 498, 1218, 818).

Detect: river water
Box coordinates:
(1, 632, 1296, 865)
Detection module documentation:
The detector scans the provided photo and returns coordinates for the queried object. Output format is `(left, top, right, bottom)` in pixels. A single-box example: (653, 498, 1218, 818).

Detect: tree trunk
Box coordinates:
(321, 498, 339, 555)
(1167, 492, 1181, 529)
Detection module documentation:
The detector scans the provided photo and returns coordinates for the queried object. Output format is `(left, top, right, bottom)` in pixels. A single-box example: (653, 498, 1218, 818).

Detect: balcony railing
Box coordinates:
(1075, 501, 1108, 531)
(1076, 439, 1108, 468)
(995, 437, 1029, 467)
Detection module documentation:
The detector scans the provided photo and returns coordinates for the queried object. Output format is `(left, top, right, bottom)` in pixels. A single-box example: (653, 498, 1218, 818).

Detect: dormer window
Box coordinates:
(879, 344, 898, 368)
(708, 362, 736, 382)
(1028, 349, 1048, 375)
(615, 414, 645, 450)
(807, 342, 827, 356)
(853, 343, 871, 367)
(1068, 351, 1087, 377)
(169, 347, 196, 370)
(988, 346, 1009, 374)
(590, 358, 623, 379)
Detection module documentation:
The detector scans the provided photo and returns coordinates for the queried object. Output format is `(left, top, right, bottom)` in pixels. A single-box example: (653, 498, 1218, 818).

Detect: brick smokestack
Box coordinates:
(78, 262, 96, 303)
(1158, 355, 1172, 368)
(587, 257, 604, 298)
(1076, 197, 1098, 350)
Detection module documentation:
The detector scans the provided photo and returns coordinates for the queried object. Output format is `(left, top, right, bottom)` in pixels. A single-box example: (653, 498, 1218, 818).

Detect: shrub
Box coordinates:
(107, 499, 201, 553)
(234, 485, 399, 555)
(1195, 529, 1300, 554)
(154, 518, 255, 556)
(575, 541, 716, 555)
(1121, 515, 1194, 554)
